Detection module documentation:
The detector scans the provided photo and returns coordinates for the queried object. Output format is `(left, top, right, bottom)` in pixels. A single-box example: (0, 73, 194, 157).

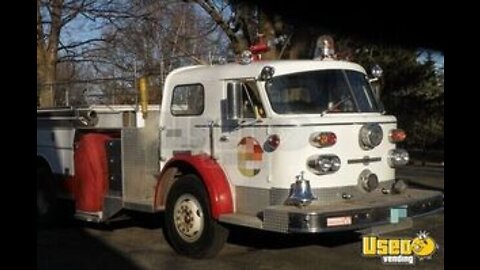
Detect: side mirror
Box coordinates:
(258, 66, 275, 81)
(368, 64, 383, 84)
(371, 64, 383, 78)
(368, 64, 383, 100)
(227, 82, 243, 120)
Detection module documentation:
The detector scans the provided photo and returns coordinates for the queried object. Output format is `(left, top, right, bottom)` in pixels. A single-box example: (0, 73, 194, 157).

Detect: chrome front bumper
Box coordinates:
(262, 188, 443, 233)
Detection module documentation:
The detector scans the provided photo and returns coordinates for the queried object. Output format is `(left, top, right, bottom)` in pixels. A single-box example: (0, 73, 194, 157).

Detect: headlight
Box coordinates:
(359, 123, 383, 150)
(388, 149, 409, 167)
(307, 155, 341, 175)
(358, 169, 379, 192)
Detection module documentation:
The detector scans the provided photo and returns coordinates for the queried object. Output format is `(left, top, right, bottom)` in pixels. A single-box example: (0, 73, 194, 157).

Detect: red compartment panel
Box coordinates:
(74, 133, 111, 212)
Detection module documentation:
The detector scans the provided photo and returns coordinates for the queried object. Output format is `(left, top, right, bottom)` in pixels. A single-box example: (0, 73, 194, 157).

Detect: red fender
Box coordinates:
(157, 154, 233, 219)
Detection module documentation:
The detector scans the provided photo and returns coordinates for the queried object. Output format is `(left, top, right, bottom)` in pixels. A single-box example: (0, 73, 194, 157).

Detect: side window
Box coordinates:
(170, 84, 204, 116)
(242, 82, 266, 118)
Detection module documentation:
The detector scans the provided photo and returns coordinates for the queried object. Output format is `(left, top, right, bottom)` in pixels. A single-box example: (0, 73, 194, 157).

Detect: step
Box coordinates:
(219, 213, 263, 229)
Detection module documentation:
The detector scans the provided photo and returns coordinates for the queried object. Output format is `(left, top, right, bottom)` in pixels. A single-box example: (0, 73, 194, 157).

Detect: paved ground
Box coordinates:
(38, 165, 444, 270)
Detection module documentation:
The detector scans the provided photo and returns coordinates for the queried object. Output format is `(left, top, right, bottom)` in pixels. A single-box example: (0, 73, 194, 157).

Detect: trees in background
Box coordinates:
(338, 40, 444, 152)
(37, 0, 231, 106)
(96, 0, 230, 104)
(36, 0, 444, 151)
(192, 0, 318, 60)
(37, 0, 137, 107)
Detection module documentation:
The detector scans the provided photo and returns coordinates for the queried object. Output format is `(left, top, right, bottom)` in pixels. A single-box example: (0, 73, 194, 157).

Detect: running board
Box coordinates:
(74, 196, 123, 223)
(75, 210, 103, 223)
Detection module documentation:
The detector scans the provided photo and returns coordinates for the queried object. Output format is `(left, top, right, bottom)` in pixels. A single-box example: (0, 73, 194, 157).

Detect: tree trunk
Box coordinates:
(37, 0, 63, 107)
(37, 51, 56, 107)
(38, 70, 56, 107)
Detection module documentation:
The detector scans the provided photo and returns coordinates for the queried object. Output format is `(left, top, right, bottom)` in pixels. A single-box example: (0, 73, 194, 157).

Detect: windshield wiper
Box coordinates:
(321, 96, 352, 116)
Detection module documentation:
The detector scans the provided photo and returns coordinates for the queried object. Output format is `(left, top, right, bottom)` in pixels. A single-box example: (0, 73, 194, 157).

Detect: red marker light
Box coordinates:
(310, 132, 337, 148)
(389, 129, 407, 143)
(266, 134, 280, 151)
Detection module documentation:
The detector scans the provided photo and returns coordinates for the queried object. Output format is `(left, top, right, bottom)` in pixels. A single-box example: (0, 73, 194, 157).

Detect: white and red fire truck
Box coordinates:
(37, 54, 443, 258)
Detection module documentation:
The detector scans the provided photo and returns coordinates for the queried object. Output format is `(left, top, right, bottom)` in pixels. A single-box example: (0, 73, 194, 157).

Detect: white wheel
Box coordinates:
(173, 194, 205, 243)
(163, 174, 229, 258)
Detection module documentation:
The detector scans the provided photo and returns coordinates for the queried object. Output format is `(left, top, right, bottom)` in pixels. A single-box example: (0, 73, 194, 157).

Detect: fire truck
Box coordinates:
(37, 51, 444, 258)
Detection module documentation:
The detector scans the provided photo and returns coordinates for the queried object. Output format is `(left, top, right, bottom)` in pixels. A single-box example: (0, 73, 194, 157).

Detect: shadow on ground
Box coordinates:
(224, 224, 361, 250)
(37, 206, 163, 270)
(38, 221, 140, 270)
(405, 181, 444, 192)
(94, 211, 362, 250)
(38, 203, 362, 270)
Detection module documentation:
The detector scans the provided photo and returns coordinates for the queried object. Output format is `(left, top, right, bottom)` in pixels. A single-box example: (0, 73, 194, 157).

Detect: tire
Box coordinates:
(37, 165, 58, 227)
(163, 174, 229, 259)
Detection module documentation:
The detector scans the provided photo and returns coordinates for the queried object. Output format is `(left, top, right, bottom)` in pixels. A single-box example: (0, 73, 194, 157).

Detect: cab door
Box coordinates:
(160, 83, 209, 162)
(215, 80, 270, 188)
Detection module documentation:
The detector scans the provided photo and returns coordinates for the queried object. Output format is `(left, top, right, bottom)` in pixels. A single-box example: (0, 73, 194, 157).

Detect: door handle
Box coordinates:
(219, 135, 229, 142)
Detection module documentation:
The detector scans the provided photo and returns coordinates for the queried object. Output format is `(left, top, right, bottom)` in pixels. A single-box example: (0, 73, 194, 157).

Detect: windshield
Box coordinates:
(265, 69, 381, 114)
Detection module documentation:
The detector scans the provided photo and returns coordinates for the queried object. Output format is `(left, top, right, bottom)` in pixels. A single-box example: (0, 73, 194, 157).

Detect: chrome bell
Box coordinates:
(285, 171, 317, 207)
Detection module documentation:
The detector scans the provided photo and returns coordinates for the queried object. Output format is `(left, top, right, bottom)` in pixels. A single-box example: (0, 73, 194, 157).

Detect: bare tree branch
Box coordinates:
(58, 38, 106, 51)
(192, 0, 244, 53)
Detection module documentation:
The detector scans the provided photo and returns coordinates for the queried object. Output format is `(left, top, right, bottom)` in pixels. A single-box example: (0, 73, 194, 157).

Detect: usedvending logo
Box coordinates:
(362, 231, 438, 265)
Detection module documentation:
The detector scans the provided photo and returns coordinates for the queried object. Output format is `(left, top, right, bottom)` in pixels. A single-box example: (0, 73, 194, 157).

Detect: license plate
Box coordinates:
(327, 216, 352, 227)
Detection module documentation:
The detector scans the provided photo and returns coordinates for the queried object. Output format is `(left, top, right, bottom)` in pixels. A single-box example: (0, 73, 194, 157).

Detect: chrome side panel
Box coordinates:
(122, 111, 160, 208)
(262, 190, 444, 233)
(224, 188, 443, 233)
(263, 209, 289, 233)
(235, 186, 270, 215)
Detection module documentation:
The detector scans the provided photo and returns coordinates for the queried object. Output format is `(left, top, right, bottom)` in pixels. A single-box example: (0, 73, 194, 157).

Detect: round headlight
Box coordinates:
(358, 169, 379, 192)
(388, 149, 410, 167)
(359, 123, 383, 150)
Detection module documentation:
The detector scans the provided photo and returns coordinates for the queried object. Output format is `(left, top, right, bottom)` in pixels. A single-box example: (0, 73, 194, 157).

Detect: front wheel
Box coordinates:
(163, 174, 229, 259)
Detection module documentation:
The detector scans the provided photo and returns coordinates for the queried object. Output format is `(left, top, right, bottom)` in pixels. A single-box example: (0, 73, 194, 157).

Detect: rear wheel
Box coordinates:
(163, 174, 229, 258)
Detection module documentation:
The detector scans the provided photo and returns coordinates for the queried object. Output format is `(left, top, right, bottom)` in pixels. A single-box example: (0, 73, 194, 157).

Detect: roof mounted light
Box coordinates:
(314, 35, 336, 60)
(212, 56, 227, 65)
(239, 50, 253, 65)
